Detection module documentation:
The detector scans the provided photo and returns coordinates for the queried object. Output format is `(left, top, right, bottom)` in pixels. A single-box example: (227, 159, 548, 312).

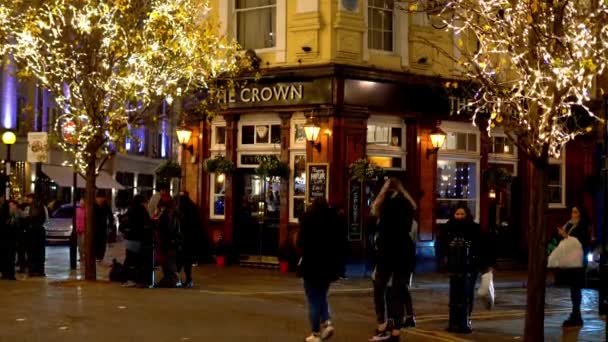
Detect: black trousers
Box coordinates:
(0, 238, 16, 279)
(27, 228, 46, 275)
(563, 268, 585, 315)
(178, 249, 195, 283)
(373, 268, 412, 329)
(95, 231, 107, 261)
(16, 231, 27, 271)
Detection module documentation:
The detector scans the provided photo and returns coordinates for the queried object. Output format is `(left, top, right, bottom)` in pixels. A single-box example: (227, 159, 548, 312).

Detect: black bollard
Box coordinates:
(447, 238, 473, 334)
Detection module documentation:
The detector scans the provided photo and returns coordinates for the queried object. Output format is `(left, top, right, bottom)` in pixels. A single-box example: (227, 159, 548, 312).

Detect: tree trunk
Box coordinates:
(84, 158, 97, 280)
(523, 161, 549, 341)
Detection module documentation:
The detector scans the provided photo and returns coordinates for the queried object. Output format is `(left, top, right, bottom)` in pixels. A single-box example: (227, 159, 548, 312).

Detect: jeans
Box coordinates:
(373, 268, 411, 329)
(303, 279, 331, 333)
(565, 268, 585, 315)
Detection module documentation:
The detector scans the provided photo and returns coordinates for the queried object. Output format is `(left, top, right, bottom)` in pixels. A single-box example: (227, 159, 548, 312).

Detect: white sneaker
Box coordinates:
(305, 334, 321, 342)
(320, 322, 334, 340)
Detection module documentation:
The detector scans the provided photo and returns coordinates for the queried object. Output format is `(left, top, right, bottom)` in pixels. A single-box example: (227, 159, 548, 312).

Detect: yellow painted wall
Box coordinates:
(207, 0, 463, 79)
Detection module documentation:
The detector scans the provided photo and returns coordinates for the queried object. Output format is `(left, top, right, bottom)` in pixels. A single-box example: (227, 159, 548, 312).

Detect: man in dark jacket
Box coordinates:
(94, 192, 114, 262)
(24, 194, 47, 277)
(0, 200, 19, 280)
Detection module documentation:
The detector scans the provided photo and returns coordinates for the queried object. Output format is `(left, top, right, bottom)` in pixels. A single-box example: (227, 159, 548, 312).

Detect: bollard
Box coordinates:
(447, 238, 473, 334)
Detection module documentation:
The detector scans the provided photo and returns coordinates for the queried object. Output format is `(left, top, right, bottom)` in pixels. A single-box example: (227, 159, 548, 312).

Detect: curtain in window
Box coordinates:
(236, 0, 276, 50)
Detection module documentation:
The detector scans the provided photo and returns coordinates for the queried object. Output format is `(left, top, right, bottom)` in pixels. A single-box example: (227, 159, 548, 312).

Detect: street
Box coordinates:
(0, 244, 604, 342)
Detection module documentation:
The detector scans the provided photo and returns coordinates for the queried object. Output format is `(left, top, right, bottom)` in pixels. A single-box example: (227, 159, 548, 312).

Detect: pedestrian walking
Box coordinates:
(368, 178, 417, 342)
(556, 204, 591, 327)
(0, 200, 21, 280)
(156, 197, 181, 288)
(297, 197, 344, 342)
(23, 194, 47, 277)
(444, 205, 491, 333)
(177, 193, 201, 288)
(75, 198, 86, 262)
(93, 191, 114, 262)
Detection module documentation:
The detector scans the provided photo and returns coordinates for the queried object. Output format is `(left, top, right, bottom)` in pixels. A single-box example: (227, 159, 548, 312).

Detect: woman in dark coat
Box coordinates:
(369, 178, 417, 342)
(443, 205, 492, 333)
(557, 204, 591, 327)
(177, 193, 201, 288)
(121, 195, 151, 287)
(297, 197, 344, 342)
(1, 200, 21, 280)
(156, 198, 181, 288)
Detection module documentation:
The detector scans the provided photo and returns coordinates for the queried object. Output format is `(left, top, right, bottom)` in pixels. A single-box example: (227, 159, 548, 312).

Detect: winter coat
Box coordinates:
(157, 207, 182, 252)
(443, 218, 493, 272)
(75, 207, 86, 234)
(94, 202, 113, 238)
(297, 206, 345, 283)
(122, 204, 150, 242)
(562, 220, 591, 267)
(373, 192, 416, 274)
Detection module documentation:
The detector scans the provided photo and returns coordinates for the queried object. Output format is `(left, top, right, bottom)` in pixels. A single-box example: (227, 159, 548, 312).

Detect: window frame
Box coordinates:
(436, 156, 481, 224)
(548, 150, 566, 209)
(289, 152, 307, 223)
(366, 0, 396, 52)
(209, 171, 226, 220)
(366, 115, 407, 171)
(438, 121, 481, 155)
(220, 1, 287, 62)
(488, 132, 518, 160)
(237, 114, 281, 168)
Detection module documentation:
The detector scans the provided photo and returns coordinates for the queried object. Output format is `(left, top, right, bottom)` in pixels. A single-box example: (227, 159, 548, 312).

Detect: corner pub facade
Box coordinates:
(182, 64, 599, 267)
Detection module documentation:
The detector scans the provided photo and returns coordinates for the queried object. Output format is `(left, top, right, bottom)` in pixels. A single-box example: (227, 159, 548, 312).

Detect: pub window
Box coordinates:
(436, 159, 479, 223)
(240, 124, 281, 145)
(368, 0, 394, 51)
(210, 172, 226, 219)
(291, 154, 306, 222)
(548, 152, 566, 208)
(215, 126, 226, 146)
(366, 118, 406, 170)
(490, 136, 515, 156)
(440, 132, 479, 153)
(235, 0, 277, 50)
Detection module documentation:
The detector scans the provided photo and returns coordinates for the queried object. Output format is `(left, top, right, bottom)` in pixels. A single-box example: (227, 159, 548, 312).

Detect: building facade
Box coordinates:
(180, 0, 601, 265)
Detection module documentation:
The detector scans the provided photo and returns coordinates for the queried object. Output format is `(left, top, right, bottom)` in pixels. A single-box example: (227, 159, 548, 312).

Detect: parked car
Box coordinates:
(45, 204, 75, 244)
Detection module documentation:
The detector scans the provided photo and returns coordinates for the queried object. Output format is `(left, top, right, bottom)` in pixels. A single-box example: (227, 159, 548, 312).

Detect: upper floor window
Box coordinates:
(440, 131, 478, 153)
(489, 135, 515, 156)
(241, 124, 281, 145)
(368, 0, 394, 51)
(236, 0, 277, 50)
(548, 152, 566, 208)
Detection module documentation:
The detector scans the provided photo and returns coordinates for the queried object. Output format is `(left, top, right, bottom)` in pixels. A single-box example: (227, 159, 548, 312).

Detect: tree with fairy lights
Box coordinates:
(1, 0, 245, 280)
(401, 0, 608, 340)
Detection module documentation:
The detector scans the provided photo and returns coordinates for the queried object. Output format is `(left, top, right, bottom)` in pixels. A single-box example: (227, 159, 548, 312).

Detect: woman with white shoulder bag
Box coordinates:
(547, 205, 591, 327)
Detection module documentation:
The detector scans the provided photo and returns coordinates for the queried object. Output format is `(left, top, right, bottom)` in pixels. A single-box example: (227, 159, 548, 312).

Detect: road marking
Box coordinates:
(403, 328, 473, 342)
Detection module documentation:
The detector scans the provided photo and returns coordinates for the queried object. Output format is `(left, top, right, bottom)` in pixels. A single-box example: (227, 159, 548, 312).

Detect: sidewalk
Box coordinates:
(3, 244, 600, 341)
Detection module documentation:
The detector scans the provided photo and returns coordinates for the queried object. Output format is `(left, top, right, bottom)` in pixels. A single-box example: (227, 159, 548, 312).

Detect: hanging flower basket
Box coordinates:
(255, 155, 290, 179)
(155, 160, 182, 179)
(348, 158, 385, 182)
(204, 155, 234, 175)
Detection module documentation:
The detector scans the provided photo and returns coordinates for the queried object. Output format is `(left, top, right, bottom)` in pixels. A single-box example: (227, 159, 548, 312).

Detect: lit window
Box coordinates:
(440, 132, 478, 153)
(368, 0, 394, 51)
(436, 160, 478, 221)
(291, 154, 306, 221)
(241, 124, 281, 145)
(548, 154, 566, 207)
(236, 0, 277, 50)
(210, 173, 226, 218)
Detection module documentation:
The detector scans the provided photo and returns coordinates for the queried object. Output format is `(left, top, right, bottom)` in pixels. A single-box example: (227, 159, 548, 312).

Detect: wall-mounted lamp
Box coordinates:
(176, 124, 194, 154)
(303, 117, 321, 152)
(489, 189, 497, 199)
(426, 126, 447, 159)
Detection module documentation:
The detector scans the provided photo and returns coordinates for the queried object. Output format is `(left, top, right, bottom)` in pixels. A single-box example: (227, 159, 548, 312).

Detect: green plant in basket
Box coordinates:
(205, 155, 235, 175)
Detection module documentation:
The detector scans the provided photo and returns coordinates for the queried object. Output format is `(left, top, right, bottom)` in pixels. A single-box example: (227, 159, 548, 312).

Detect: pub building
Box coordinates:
(188, 64, 598, 267)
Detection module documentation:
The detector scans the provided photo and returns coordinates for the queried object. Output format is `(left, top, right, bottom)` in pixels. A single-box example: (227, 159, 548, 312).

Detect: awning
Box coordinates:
(42, 165, 85, 188)
(41, 165, 125, 190)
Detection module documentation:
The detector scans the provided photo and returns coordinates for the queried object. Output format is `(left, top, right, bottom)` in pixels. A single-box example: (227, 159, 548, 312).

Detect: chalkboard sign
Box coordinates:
(348, 180, 363, 241)
(306, 163, 329, 205)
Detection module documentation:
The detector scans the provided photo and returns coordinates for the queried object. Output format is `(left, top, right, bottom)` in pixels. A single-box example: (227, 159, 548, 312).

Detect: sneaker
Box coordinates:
(121, 281, 137, 288)
(562, 314, 583, 327)
(320, 321, 334, 340)
(402, 316, 416, 328)
(369, 329, 391, 341)
(305, 334, 321, 342)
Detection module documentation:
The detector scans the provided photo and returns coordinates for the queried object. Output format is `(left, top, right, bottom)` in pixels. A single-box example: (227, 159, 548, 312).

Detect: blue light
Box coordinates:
(587, 253, 593, 263)
(1, 58, 17, 129)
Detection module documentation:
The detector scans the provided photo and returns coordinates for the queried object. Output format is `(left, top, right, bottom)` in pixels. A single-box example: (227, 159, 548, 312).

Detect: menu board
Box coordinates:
(306, 163, 329, 205)
(348, 180, 363, 241)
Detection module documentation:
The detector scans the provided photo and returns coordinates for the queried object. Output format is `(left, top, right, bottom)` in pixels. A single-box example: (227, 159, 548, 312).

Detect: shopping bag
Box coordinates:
(477, 271, 495, 309)
(547, 236, 583, 268)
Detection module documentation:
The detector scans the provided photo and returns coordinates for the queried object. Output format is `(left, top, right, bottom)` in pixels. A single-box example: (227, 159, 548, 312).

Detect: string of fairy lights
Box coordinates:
(417, 0, 608, 158)
(0, 0, 243, 174)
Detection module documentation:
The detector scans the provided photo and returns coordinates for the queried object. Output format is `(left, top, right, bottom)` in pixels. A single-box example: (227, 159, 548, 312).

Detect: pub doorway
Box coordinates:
(234, 168, 281, 266)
